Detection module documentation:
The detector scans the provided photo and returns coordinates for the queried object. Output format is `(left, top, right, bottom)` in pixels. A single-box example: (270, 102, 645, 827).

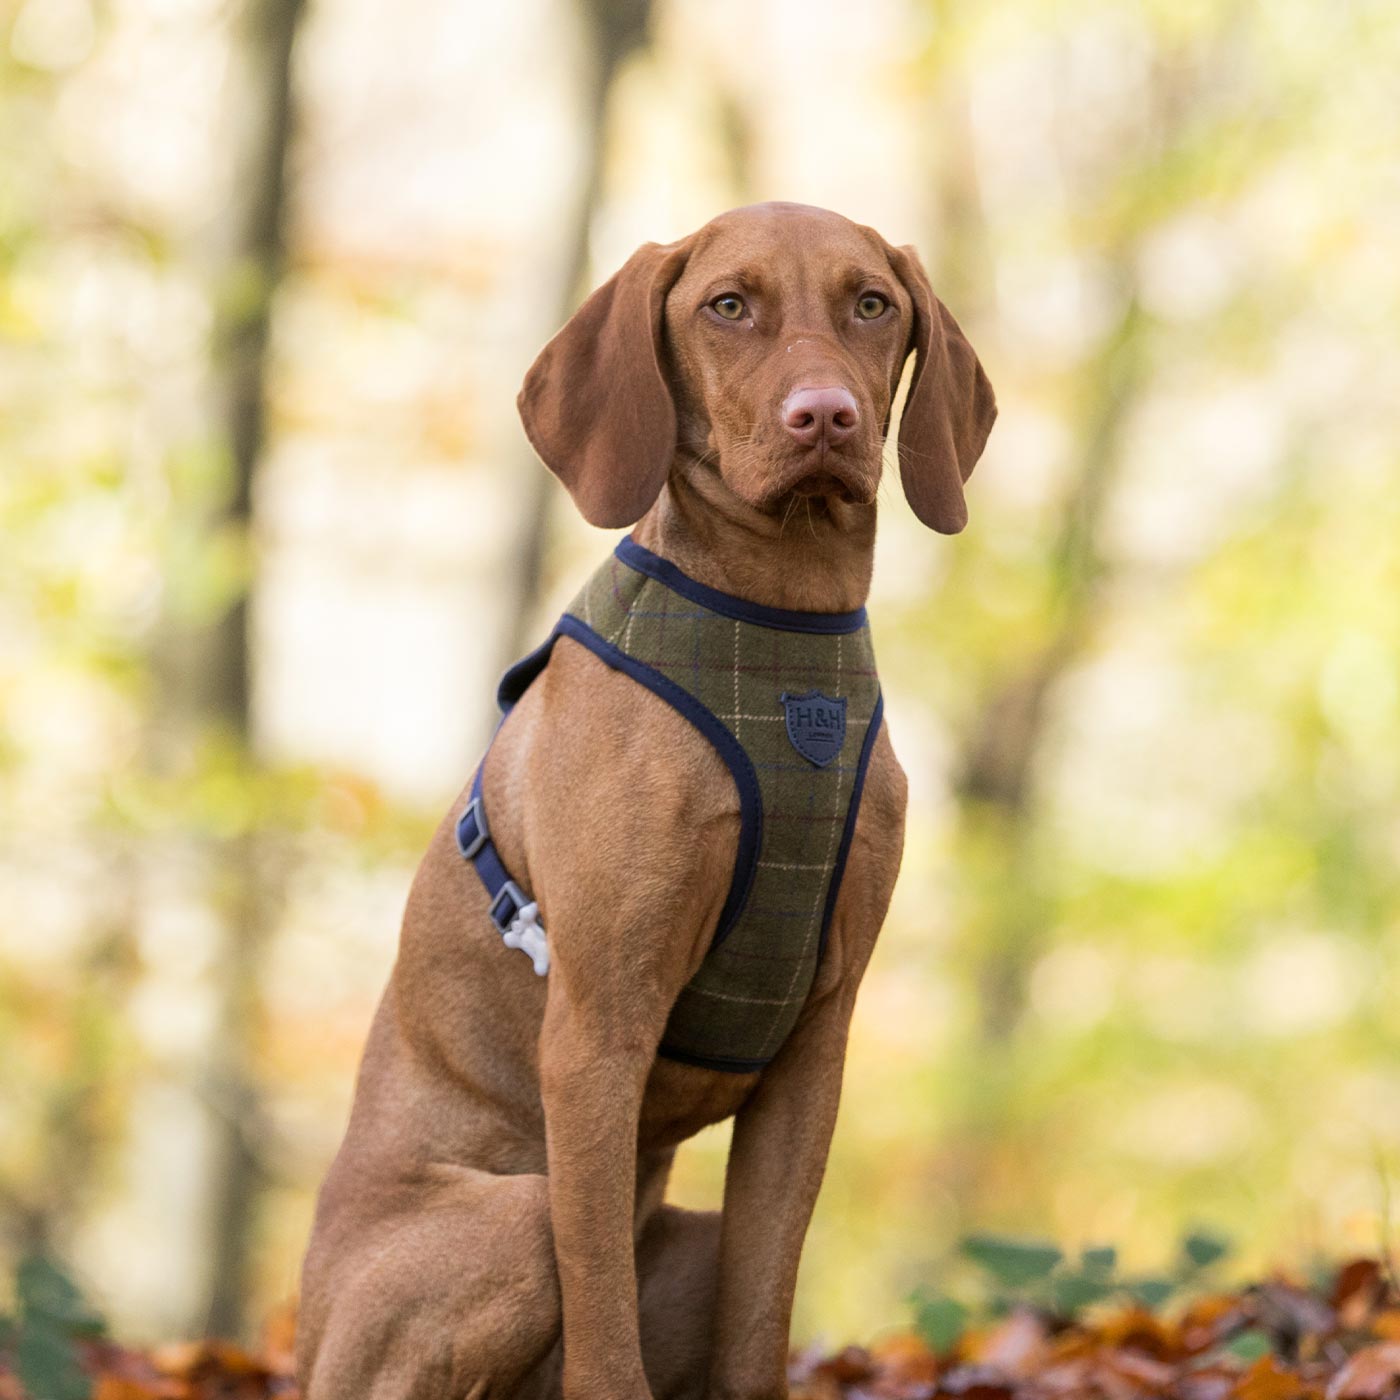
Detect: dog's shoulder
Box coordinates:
(484, 635, 740, 984)
(480, 633, 740, 909)
(520, 630, 739, 820)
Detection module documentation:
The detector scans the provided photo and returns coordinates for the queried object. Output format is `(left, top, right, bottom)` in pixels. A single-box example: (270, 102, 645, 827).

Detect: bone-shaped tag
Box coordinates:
(501, 901, 550, 976)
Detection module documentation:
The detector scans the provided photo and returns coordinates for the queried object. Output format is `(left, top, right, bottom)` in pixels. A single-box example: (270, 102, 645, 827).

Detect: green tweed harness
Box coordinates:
(456, 536, 884, 1073)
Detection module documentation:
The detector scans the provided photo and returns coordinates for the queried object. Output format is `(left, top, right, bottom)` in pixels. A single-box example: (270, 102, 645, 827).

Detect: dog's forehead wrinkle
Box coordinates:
(689, 208, 879, 281)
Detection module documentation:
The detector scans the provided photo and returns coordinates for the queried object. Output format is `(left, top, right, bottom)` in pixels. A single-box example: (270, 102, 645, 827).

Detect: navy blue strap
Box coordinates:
(816, 690, 884, 957)
(615, 537, 869, 635)
(555, 614, 762, 947)
(456, 764, 532, 934)
(456, 629, 566, 937)
(496, 632, 560, 712)
(467, 616, 763, 954)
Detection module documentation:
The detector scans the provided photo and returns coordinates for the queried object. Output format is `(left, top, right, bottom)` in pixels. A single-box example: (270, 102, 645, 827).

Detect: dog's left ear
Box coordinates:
(518, 239, 692, 529)
(885, 243, 998, 534)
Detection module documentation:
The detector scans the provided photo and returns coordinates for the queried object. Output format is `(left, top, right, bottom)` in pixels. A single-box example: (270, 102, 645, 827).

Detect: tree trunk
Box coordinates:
(198, 0, 306, 1339)
(497, 0, 656, 676)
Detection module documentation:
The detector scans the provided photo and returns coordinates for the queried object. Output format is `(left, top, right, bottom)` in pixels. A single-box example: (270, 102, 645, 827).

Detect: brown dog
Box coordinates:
(297, 202, 995, 1400)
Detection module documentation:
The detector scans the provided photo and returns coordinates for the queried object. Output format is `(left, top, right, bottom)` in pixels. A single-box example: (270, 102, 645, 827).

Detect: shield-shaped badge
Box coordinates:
(780, 691, 848, 768)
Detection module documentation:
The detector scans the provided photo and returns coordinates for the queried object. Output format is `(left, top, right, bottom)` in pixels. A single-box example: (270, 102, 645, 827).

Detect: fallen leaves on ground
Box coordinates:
(0, 1303, 299, 1400)
(788, 1258, 1400, 1400)
(6, 1259, 1400, 1398)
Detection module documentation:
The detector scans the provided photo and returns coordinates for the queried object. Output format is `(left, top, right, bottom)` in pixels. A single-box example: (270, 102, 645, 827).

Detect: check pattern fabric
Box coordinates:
(566, 549, 882, 1071)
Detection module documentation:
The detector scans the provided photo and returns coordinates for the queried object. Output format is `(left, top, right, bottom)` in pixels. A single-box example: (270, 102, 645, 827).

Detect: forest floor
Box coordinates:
(6, 1251, 1400, 1399)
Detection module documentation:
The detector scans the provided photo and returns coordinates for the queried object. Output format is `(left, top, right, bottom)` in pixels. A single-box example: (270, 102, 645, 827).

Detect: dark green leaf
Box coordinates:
(913, 1291, 970, 1353)
(16, 1322, 91, 1400)
(1080, 1246, 1117, 1275)
(17, 1255, 105, 1337)
(960, 1235, 1064, 1288)
(1126, 1277, 1176, 1310)
(1181, 1232, 1230, 1272)
(1053, 1269, 1116, 1316)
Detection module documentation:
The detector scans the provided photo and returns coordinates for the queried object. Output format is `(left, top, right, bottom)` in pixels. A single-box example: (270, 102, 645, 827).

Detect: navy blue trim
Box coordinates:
(656, 1042, 769, 1074)
(816, 690, 884, 959)
(459, 585, 877, 1069)
(616, 537, 868, 636)
(457, 763, 528, 929)
(461, 608, 765, 968)
(555, 614, 761, 948)
(497, 632, 560, 712)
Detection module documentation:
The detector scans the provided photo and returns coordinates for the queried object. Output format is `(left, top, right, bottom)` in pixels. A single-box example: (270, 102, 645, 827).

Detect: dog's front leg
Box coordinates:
(538, 940, 698, 1400)
(705, 742, 906, 1400)
(705, 986, 858, 1400)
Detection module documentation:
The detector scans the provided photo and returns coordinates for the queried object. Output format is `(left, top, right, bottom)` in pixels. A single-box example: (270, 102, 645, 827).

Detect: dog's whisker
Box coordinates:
(676, 437, 722, 465)
(778, 491, 801, 539)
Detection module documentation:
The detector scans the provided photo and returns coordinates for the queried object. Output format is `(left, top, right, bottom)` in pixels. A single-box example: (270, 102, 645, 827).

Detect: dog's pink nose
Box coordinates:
(781, 386, 860, 449)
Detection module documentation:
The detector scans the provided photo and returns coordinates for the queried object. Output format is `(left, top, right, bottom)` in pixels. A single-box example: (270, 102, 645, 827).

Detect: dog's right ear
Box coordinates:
(517, 240, 692, 529)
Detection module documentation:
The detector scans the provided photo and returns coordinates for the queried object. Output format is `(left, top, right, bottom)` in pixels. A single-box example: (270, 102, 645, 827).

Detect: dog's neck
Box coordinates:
(632, 469, 877, 615)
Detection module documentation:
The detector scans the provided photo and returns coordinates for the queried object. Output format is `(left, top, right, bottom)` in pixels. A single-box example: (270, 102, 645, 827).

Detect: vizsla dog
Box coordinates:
(298, 202, 996, 1400)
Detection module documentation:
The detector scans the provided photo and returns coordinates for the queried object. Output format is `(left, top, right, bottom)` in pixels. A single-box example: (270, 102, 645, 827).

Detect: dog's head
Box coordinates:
(517, 202, 996, 535)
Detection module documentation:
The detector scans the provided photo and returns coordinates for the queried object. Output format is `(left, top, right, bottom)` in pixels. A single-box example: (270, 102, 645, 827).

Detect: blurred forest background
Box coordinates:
(3, 0, 1399, 1351)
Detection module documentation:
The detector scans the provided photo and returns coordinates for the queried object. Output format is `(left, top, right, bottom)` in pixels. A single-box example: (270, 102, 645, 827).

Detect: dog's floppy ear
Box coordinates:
(886, 243, 997, 534)
(517, 239, 692, 528)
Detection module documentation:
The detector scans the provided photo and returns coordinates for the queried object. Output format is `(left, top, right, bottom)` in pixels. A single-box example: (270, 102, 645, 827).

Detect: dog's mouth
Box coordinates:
(722, 439, 878, 517)
(770, 454, 876, 511)
(790, 471, 856, 502)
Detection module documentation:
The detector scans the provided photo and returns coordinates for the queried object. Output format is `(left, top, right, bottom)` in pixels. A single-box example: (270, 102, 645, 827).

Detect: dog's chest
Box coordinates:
(563, 543, 884, 1072)
(462, 539, 885, 1076)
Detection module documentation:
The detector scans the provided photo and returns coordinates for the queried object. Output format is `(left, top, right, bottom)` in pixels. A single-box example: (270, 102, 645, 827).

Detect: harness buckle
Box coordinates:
(456, 795, 489, 859)
(491, 881, 550, 977)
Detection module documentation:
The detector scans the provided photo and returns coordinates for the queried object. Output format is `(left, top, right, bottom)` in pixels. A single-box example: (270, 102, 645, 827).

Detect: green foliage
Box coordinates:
(910, 1290, 970, 1353)
(960, 1234, 1063, 1289)
(1050, 1247, 1118, 1316)
(911, 1230, 1233, 1354)
(1224, 1329, 1274, 1362)
(1, 1254, 104, 1400)
(1125, 1278, 1176, 1311)
(1181, 1232, 1230, 1272)
(15, 1256, 104, 1335)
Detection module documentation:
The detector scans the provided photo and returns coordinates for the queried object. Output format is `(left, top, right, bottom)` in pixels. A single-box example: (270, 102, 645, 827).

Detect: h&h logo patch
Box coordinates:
(780, 691, 847, 768)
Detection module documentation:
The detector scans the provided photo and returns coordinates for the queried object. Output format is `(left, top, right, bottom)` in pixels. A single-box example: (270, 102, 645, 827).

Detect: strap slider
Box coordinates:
(456, 795, 489, 859)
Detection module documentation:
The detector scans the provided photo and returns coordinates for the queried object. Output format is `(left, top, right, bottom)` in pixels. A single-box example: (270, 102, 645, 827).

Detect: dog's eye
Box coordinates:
(855, 293, 889, 320)
(711, 294, 747, 321)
